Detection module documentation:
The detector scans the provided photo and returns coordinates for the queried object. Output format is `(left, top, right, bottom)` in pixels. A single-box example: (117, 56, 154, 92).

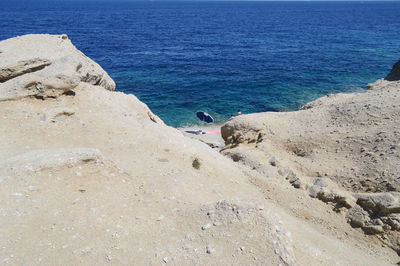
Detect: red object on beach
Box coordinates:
(206, 130, 221, 134)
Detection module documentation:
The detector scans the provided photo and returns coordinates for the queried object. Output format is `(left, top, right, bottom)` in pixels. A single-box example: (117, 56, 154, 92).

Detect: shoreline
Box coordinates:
(176, 89, 370, 150)
(178, 123, 226, 150)
(173, 89, 366, 129)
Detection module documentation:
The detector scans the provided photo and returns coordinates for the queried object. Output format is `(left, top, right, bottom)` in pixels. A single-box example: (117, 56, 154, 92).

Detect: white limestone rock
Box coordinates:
(0, 34, 115, 101)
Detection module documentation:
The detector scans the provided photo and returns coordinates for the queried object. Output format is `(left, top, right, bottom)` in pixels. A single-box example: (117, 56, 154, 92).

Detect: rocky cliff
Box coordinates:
(0, 34, 397, 265)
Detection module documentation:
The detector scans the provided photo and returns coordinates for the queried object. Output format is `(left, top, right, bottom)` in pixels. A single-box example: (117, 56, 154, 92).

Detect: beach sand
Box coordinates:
(179, 123, 225, 150)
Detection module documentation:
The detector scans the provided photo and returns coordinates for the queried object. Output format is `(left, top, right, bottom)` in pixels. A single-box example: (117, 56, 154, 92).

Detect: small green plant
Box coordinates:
(79, 189, 86, 193)
(192, 158, 201, 170)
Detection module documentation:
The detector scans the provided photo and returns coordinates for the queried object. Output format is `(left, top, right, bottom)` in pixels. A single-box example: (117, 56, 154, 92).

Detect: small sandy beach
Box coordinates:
(179, 123, 225, 149)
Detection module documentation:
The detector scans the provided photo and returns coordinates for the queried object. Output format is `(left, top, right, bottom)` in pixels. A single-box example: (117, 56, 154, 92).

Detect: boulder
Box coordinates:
(362, 225, 384, 235)
(221, 122, 236, 144)
(221, 117, 264, 145)
(346, 205, 370, 227)
(355, 192, 400, 215)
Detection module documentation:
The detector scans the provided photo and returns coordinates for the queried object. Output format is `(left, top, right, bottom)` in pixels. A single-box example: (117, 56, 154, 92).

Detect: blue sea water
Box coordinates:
(0, 1, 400, 127)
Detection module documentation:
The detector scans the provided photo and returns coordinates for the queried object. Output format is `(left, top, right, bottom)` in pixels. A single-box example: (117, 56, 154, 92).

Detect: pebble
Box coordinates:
(213, 221, 221, 226)
(156, 215, 164, 221)
(163, 257, 168, 263)
(206, 246, 215, 254)
(202, 223, 212, 230)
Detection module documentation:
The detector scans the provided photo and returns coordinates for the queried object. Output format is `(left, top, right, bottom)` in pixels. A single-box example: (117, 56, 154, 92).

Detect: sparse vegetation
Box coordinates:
(192, 158, 201, 170)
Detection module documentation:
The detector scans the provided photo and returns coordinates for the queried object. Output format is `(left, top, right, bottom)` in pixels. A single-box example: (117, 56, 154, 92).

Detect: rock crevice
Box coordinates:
(0, 58, 52, 83)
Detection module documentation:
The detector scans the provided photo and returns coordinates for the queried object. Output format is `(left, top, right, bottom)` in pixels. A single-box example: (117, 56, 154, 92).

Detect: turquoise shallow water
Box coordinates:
(1, 1, 400, 127)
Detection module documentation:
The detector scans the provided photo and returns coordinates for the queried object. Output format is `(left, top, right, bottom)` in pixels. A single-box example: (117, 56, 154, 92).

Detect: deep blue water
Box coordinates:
(1, 1, 400, 127)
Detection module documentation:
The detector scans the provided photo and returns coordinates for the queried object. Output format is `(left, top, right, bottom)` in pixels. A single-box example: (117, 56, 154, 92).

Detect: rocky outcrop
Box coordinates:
(0, 58, 51, 82)
(220, 59, 400, 251)
(345, 192, 400, 252)
(356, 192, 400, 215)
(221, 64, 400, 194)
(308, 178, 356, 210)
(0, 34, 115, 101)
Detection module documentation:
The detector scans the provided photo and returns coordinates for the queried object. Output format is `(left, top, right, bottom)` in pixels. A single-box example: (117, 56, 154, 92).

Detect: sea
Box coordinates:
(1, 1, 399, 127)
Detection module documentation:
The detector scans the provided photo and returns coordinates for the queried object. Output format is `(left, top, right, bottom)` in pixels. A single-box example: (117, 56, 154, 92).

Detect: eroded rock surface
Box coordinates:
(0, 148, 101, 173)
(0, 34, 115, 101)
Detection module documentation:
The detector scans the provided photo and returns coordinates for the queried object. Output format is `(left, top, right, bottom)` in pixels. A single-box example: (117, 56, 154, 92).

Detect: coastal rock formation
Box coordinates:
(222, 67, 400, 194)
(0, 34, 115, 101)
(221, 59, 400, 251)
(0, 34, 397, 265)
